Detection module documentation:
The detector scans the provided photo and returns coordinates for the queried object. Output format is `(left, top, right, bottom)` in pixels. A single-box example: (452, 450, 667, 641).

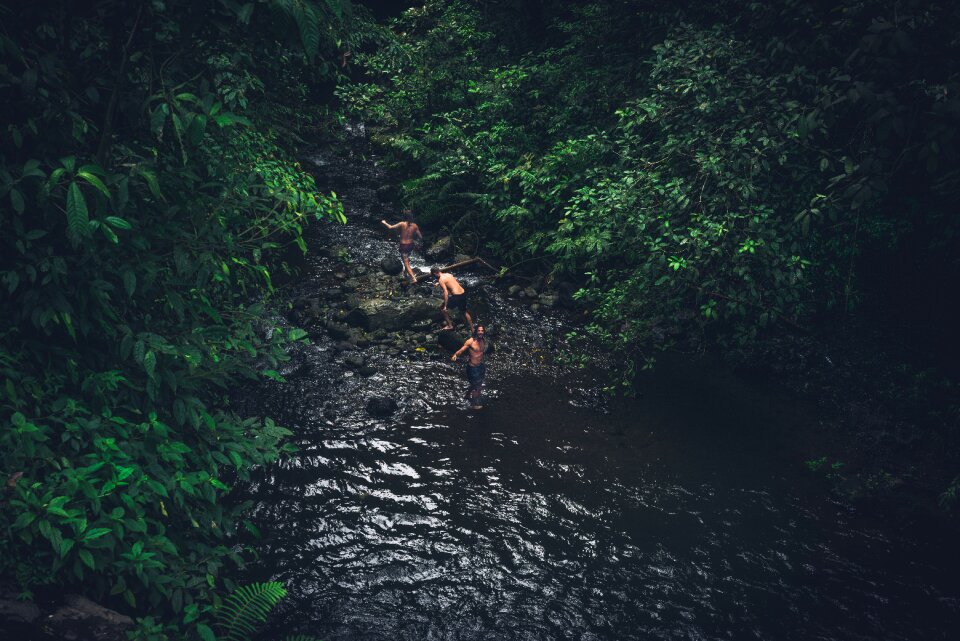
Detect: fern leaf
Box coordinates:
(272, 0, 320, 59)
(324, 0, 341, 19)
(66, 182, 89, 242)
(215, 581, 287, 641)
(296, 1, 320, 59)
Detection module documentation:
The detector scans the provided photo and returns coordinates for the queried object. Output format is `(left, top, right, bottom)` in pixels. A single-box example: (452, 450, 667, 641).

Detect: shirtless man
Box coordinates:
(431, 266, 474, 332)
(452, 325, 487, 409)
(380, 209, 422, 283)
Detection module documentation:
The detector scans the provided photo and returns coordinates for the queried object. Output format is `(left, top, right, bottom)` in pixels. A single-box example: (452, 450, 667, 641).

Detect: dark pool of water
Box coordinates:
(245, 147, 960, 641)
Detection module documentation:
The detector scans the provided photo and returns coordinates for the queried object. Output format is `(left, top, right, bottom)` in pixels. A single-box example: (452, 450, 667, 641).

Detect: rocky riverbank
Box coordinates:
(0, 583, 133, 641)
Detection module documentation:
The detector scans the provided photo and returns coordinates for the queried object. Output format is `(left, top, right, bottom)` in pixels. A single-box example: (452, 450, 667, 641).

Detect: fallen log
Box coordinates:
(439, 256, 498, 273)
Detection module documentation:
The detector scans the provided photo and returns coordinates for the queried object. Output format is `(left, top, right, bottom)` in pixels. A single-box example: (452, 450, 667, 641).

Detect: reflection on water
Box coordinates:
(245, 148, 960, 640)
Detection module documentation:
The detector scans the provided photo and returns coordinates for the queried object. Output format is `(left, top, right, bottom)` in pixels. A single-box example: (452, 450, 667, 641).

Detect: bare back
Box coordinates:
(438, 272, 465, 296)
(399, 222, 420, 244)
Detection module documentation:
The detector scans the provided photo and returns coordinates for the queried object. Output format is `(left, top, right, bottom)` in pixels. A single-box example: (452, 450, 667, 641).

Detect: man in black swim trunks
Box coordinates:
(452, 325, 487, 409)
(431, 266, 474, 332)
(381, 209, 422, 284)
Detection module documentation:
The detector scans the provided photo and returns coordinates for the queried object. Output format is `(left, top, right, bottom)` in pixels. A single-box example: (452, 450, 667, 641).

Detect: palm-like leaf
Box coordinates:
(215, 581, 288, 641)
(271, 0, 320, 59)
(65, 182, 89, 243)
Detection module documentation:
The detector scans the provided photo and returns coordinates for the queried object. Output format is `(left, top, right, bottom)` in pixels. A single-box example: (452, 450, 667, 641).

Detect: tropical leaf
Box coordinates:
(215, 582, 288, 641)
(324, 0, 341, 19)
(66, 182, 90, 241)
(272, 0, 320, 59)
(77, 170, 111, 198)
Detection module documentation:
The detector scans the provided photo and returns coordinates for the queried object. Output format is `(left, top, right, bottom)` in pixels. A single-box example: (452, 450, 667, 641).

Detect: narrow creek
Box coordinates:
(244, 135, 960, 641)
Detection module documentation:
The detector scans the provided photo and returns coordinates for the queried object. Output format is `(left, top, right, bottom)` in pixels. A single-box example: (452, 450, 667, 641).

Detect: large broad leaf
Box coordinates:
(66, 182, 90, 242)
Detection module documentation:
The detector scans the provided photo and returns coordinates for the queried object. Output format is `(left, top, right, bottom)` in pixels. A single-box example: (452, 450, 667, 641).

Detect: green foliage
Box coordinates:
(0, 0, 370, 637)
(343, 0, 960, 375)
(215, 581, 288, 641)
(940, 476, 960, 511)
(805, 457, 845, 480)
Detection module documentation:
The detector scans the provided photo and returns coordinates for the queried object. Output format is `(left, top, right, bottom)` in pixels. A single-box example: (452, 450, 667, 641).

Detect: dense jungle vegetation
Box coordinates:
(0, 1, 362, 639)
(340, 0, 960, 506)
(3, 0, 960, 638)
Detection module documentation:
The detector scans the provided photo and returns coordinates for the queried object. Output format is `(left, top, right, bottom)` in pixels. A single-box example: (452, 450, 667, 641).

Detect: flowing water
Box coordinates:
(246, 141, 960, 640)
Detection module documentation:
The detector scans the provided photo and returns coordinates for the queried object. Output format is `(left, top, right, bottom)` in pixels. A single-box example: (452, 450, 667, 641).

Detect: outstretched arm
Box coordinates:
(381, 220, 400, 229)
(451, 339, 472, 361)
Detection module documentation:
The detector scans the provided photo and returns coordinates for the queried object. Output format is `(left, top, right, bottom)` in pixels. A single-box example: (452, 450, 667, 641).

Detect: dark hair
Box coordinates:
(430, 266, 441, 275)
(402, 208, 413, 221)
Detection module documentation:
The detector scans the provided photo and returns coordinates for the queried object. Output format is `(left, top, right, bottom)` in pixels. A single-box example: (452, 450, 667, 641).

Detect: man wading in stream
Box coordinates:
(452, 325, 488, 409)
(431, 266, 474, 332)
(380, 209, 422, 284)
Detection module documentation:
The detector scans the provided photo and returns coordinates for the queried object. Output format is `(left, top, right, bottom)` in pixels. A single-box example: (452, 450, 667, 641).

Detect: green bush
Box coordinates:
(0, 0, 366, 637)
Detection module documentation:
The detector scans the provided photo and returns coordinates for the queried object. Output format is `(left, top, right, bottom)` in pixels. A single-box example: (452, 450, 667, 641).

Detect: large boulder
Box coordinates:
(344, 297, 439, 331)
(437, 330, 468, 352)
(44, 595, 134, 641)
(379, 255, 403, 276)
(0, 582, 41, 634)
(425, 236, 453, 260)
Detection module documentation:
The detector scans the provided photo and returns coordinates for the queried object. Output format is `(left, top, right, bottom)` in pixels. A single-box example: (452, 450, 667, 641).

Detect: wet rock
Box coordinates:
(335, 340, 356, 351)
(538, 294, 559, 307)
(508, 284, 522, 297)
(0, 582, 41, 629)
(523, 287, 538, 299)
(453, 253, 471, 264)
(325, 321, 352, 341)
(292, 296, 309, 311)
(291, 297, 322, 319)
(343, 354, 365, 369)
(358, 365, 377, 377)
(44, 595, 134, 641)
(530, 303, 541, 313)
(377, 184, 398, 203)
(278, 357, 310, 377)
(426, 236, 453, 260)
(323, 409, 337, 422)
(366, 396, 398, 417)
(325, 287, 343, 297)
(379, 255, 403, 276)
(437, 330, 468, 352)
(344, 297, 439, 331)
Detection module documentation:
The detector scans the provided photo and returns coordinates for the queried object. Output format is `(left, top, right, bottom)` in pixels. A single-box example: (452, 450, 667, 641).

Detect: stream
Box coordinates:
(245, 137, 960, 641)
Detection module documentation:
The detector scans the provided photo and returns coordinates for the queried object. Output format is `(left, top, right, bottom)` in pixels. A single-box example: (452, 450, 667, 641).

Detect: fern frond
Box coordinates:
(215, 581, 288, 641)
(271, 0, 320, 59)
